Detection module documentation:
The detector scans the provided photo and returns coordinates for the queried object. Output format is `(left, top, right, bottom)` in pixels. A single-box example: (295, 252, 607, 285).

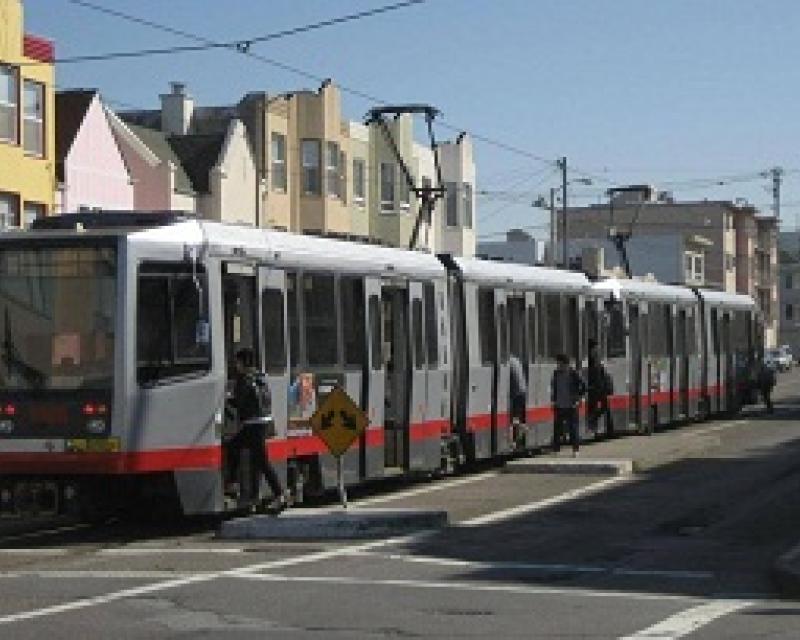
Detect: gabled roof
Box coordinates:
(123, 123, 194, 194)
(55, 90, 96, 182)
(167, 133, 226, 194)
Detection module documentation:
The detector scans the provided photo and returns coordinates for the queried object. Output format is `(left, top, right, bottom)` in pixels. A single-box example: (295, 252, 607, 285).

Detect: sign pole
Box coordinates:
(337, 455, 348, 509)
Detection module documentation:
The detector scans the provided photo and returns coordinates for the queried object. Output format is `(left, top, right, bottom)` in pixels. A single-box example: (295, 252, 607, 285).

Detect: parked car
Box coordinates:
(765, 348, 791, 372)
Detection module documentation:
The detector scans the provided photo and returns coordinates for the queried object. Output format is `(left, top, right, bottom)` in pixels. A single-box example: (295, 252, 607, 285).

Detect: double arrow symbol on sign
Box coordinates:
(320, 409, 358, 431)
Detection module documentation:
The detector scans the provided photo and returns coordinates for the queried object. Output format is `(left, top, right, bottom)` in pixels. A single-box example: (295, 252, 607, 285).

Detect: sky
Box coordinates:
(22, 0, 800, 239)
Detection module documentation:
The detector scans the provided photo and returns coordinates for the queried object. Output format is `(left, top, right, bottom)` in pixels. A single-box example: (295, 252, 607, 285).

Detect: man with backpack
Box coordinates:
(551, 353, 586, 457)
(228, 348, 286, 513)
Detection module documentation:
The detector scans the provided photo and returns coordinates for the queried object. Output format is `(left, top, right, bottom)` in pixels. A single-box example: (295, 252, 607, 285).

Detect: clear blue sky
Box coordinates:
(24, 0, 800, 238)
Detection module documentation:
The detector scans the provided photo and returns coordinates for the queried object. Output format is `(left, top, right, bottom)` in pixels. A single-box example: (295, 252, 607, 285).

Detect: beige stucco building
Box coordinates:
(561, 186, 778, 345)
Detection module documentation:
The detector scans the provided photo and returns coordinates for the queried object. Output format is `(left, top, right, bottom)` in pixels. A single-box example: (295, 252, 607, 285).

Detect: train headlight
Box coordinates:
(0, 420, 14, 434)
(86, 419, 106, 434)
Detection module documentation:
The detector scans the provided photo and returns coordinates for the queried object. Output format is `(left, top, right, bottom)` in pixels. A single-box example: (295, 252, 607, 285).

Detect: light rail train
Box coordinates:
(0, 213, 761, 517)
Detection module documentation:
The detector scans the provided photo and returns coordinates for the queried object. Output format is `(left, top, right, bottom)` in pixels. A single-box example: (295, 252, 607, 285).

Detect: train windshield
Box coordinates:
(0, 245, 116, 390)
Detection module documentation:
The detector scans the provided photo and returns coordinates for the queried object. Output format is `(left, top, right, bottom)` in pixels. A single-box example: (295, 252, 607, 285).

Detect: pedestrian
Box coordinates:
(587, 340, 615, 439)
(757, 360, 776, 413)
(509, 353, 527, 420)
(228, 348, 287, 514)
(551, 353, 586, 457)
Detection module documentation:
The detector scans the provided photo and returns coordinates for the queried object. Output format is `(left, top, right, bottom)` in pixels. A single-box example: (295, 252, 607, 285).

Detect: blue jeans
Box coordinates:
(553, 407, 579, 452)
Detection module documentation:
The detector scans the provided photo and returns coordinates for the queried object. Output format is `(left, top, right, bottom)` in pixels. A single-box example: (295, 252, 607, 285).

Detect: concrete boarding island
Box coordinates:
(218, 508, 448, 540)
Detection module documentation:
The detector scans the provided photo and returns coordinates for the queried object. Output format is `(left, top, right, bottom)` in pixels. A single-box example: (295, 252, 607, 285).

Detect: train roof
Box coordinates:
(592, 278, 698, 303)
(129, 220, 446, 280)
(445, 257, 592, 293)
(694, 288, 756, 310)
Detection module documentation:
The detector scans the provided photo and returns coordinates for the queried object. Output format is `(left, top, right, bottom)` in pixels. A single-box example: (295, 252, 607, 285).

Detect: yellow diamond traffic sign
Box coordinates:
(310, 386, 369, 457)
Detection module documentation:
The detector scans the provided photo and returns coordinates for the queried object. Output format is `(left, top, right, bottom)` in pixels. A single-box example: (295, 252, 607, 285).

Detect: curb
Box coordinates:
(218, 508, 448, 540)
(502, 458, 633, 476)
(772, 540, 800, 598)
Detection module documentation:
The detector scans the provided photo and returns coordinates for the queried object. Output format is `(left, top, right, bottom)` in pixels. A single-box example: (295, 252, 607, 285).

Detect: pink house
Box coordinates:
(55, 90, 134, 213)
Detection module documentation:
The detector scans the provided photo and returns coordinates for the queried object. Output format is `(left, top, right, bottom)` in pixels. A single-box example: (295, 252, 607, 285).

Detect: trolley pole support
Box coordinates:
(337, 455, 348, 509)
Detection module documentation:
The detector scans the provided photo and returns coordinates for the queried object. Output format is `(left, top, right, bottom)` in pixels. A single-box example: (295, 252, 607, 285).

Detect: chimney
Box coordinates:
(160, 82, 194, 135)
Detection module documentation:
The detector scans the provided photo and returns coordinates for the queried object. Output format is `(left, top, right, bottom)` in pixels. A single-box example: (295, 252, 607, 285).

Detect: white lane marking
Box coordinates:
(0, 474, 627, 625)
(619, 599, 753, 639)
(460, 475, 628, 526)
(0, 571, 211, 580)
(237, 573, 697, 603)
(0, 523, 93, 544)
(99, 547, 245, 555)
(349, 471, 499, 507)
(351, 552, 714, 580)
(0, 548, 68, 555)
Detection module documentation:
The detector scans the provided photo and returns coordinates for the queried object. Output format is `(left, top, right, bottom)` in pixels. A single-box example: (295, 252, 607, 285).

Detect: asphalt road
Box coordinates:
(2, 370, 800, 638)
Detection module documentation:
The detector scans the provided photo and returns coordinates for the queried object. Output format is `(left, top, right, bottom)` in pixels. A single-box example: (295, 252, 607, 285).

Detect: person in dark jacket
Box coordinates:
(587, 340, 615, 439)
(228, 348, 286, 513)
(757, 361, 776, 413)
(551, 353, 586, 456)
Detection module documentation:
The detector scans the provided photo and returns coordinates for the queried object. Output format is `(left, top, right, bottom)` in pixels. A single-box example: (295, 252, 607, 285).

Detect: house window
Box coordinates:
(380, 162, 394, 212)
(0, 65, 17, 144)
(270, 132, 286, 191)
(326, 141, 340, 198)
(23, 80, 44, 157)
(445, 182, 458, 227)
(725, 253, 735, 271)
(0, 192, 20, 229)
(463, 183, 473, 229)
(786, 304, 794, 321)
(353, 158, 365, 204)
(23, 201, 45, 228)
(786, 274, 793, 290)
(301, 139, 320, 195)
(693, 255, 703, 279)
(684, 255, 693, 280)
(339, 150, 347, 204)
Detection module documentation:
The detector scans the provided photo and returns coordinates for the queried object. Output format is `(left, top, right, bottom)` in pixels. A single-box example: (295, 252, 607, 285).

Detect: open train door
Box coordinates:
(407, 281, 432, 471)
(257, 266, 289, 490)
(492, 289, 512, 456)
(628, 302, 644, 431)
(362, 277, 385, 480)
(677, 306, 690, 420)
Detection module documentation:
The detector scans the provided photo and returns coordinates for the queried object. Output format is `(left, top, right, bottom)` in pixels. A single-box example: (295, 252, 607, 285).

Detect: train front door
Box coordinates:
(629, 303, 643, 429)
(222, 263, 260, 503)
(677, 307, 689, 419)
(257, 266, 289, 488)
(493, 289, 511, 456)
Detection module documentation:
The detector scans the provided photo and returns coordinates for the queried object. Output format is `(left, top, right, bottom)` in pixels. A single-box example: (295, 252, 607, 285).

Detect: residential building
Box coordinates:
(111, 82, 261, 224)
(55, 90, 133, 213)
(780, 259, 800, 355)
(477, 229, 546, 265)
(560, 185, 777, 345)
(115, 80, 477, 254)
(0, 0, 55, 227)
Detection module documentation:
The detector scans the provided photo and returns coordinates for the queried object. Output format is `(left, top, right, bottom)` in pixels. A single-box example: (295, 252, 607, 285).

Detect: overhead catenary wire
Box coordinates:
(63, 0, 579, 175)
(51, 0, 426, 65)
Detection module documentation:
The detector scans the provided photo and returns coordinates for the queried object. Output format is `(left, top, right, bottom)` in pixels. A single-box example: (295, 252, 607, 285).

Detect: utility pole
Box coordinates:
(559, 156, 567, 269)
(771, 166, 784, 222)
(548, 187, 556, 266)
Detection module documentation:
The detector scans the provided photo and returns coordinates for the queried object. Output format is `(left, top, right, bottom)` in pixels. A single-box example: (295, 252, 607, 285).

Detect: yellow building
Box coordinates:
(0, 0, 55, 227)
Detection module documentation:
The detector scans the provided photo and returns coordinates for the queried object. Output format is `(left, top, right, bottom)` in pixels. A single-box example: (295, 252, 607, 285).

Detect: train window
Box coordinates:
(261, 288, 286, 373)
(687, 309, 697, 355)
(606, 300, 626, 359)
(413, 297, 425, 369)
(536, 293, 547, 360)
(545, 293, 562, 358)
(137, 263, 210, 385)
(341, 276, 366, 367)
(498, 303, 509, 364)
(584, 300, 599, 352)
(508, 297, 525, 360)
(565, 296, 579, 361)
(710, 308, 720, 355)
(478, 288, 495, 365)
(527, 305, 537, 363)
(286, 272, 300, 368)
(369, 294, 383, 370)
(424, 282, 439, 367)
(649, 303, 667, 357)
(304, 272, 338, 366)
